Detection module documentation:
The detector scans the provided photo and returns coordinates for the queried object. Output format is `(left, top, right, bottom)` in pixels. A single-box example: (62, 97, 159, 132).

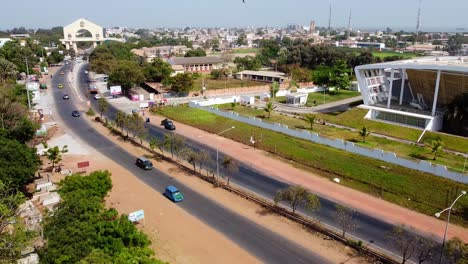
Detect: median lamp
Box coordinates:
(434, 190, 466, 264)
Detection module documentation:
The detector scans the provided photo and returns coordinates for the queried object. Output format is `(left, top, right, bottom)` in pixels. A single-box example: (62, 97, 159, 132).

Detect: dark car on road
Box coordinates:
(62, 94, 70, 100)
(160, 119, 171, 126)
(135, 157, 153, 170)
(164, 122, 176, 131)
(72, 110, 80, 117)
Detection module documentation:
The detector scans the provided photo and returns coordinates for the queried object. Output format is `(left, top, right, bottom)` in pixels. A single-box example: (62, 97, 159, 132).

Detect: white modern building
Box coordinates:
(355, 56, 468, 139)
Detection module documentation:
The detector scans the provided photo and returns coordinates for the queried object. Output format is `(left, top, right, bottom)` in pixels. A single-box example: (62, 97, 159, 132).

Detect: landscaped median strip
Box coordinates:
(154, 105, 468, 227)
(92, 116, 399, 264)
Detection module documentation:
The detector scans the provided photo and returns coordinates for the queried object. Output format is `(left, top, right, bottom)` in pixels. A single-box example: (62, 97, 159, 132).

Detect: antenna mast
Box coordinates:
(328, 4, 332, 35)
(416, 0, 422, 33)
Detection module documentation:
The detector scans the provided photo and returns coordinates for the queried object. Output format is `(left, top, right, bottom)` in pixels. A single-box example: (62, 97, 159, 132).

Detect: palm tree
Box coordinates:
(358, 126, 370, 143)
(263, 102, 276, 119)
(303, 114, 317, 130)
(426, 139, 444, 160)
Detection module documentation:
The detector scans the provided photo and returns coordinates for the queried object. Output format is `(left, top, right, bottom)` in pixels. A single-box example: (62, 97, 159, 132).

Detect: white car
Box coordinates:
(93, 94, 101, 100)
(84, 70, 89, 74)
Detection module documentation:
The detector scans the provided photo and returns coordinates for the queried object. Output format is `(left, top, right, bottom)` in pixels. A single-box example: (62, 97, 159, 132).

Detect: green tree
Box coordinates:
(335, 205, 357, 238)
(0, 58, 18, 84)
(426, 138, 444, 160)
(263, 102, 276, 119)
(236, 33, 248, 46)
(358, 126, 371, 143)
(222, 156, 239, 185)
(43, 143, 69, 172)
(444, 237, 468, 264)
(303, 114, 317, 130)
(143, 58, 173, 85)
(234, 56, 261, 71)
(0, 180, 32, 262)
(305, 193, 321, 217)
(170, 73, 194, 94)
(275, 185, 310, 214)
(128, 113, 147, 140)
(0, 136, 40, 186)
(444, 34, 464, 56)
(97, 97, 109, 118)
(109, 60, 145, 93)
(270, 81, 279, 101)
(387, 225, 417, 264)
(184, 47, 207, 57)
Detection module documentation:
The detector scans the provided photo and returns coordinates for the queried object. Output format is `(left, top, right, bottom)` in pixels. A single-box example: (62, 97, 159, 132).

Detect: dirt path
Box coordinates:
(147, 113, 468, 243)
(82, 117, 370, 264)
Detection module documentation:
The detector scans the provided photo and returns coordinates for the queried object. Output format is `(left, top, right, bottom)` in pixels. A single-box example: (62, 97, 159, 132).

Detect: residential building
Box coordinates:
(132, 45, 191, 62)
(235, 70, 288, 84)
(0, 38, 11, 48)
(168, 56, 223, 73)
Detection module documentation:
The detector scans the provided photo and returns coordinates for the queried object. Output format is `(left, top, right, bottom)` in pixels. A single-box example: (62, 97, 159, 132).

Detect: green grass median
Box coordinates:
(156, 105, 468, 226)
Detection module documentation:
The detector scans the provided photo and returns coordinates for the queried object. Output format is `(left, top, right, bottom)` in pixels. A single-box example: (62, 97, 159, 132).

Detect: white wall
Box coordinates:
(189, 102, 468, 184)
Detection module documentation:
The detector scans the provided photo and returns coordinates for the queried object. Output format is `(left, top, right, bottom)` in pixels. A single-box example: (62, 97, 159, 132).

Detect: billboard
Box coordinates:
(128, 210, 145, 222)
(110, 85, 122, 95)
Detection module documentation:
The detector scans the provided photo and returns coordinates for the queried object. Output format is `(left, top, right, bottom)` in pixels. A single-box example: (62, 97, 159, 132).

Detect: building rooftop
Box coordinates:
(356, 56, 468, 72)
(170, 56, 222, 65)
(236, 70, 287, 78)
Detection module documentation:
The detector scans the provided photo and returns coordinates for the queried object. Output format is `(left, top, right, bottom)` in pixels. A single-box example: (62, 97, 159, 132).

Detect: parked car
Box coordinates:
(58, 84, 63, 88)
(71, 110, 80, 117)
(164, 186, 184, 202)
(164, 122, 176, 131)
(93, 94, 101, 100)
(135, 157, 153, 170)
(84, 70, 89, 74)
(62, 94, 70, 100)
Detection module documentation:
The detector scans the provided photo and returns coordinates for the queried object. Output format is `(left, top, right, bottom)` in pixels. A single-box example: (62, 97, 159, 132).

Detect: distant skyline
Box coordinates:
(1, 0, 467, 31)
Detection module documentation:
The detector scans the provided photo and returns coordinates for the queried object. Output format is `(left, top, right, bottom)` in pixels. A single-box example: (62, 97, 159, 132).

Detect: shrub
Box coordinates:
(86, 107, 96, 116)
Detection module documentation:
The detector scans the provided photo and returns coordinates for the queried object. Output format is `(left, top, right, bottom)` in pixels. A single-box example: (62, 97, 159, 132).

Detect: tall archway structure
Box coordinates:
(60, 18, 104, 52)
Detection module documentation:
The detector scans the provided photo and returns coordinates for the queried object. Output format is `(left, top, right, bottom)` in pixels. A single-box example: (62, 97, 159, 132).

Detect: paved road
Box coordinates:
(72, 62, 427, 263)
(52, 63, 331, 264)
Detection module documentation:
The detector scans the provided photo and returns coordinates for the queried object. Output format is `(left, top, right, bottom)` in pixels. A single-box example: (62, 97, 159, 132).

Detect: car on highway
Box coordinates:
(164, 186, 184, 202)
(62, 94, 70, 100)
(135, 157, 153, 170)
(84, 70, 89, 74)
(160, 119, 171, 126)
(164, 122, 176, 131)
(58, 84, 63, 88)
(93, 94, 101, 100)
(71, 110, 80, 117)
(60, 72, 64, 75)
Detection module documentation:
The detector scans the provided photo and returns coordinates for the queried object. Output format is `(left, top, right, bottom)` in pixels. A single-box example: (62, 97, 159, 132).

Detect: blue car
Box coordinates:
(164, 186, 184, 202)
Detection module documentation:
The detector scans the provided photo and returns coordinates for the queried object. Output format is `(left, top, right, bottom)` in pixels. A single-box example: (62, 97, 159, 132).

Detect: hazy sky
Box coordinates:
(1, 0, 467, 31)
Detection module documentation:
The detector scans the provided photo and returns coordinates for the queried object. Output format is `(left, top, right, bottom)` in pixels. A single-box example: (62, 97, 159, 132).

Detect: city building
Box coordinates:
(168, 57, 223, 73)
(10, 34, 30, 38)
(131, 45, 191, 62)
(355, 56, 468, 138)
(335, 40, 385, 51)
(235, 70, 288, 84)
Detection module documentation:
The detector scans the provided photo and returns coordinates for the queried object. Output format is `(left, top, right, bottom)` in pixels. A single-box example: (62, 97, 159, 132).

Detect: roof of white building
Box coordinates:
(236, 70, 287, 78)
(355, 56, 468, 72)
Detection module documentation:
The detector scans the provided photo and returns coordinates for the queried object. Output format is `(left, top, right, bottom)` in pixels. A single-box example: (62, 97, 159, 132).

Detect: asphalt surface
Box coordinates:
(52, 64, 332, 264)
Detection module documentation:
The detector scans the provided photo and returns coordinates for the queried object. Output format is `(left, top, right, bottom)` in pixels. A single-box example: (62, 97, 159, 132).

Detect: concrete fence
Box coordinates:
(189, 102, 468, 184)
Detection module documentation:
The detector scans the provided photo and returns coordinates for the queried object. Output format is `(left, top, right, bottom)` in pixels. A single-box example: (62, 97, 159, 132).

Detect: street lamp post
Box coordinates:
(24, 57, 31, 110)
(215, 126, 235, 182)
(434, 190, 466, 264)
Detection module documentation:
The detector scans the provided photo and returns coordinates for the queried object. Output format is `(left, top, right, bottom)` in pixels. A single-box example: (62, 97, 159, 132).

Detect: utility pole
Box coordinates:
(416, 0, 422, 33)
(24, 57, 31, 111)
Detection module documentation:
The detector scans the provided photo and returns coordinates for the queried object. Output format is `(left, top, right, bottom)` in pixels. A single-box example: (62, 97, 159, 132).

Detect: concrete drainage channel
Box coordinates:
(93, 117, 400, 264)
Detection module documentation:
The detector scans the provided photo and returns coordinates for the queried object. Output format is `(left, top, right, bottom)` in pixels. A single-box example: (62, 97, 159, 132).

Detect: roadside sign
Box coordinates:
(128, 210, 145, 222)
(77, 161, 90, 168)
